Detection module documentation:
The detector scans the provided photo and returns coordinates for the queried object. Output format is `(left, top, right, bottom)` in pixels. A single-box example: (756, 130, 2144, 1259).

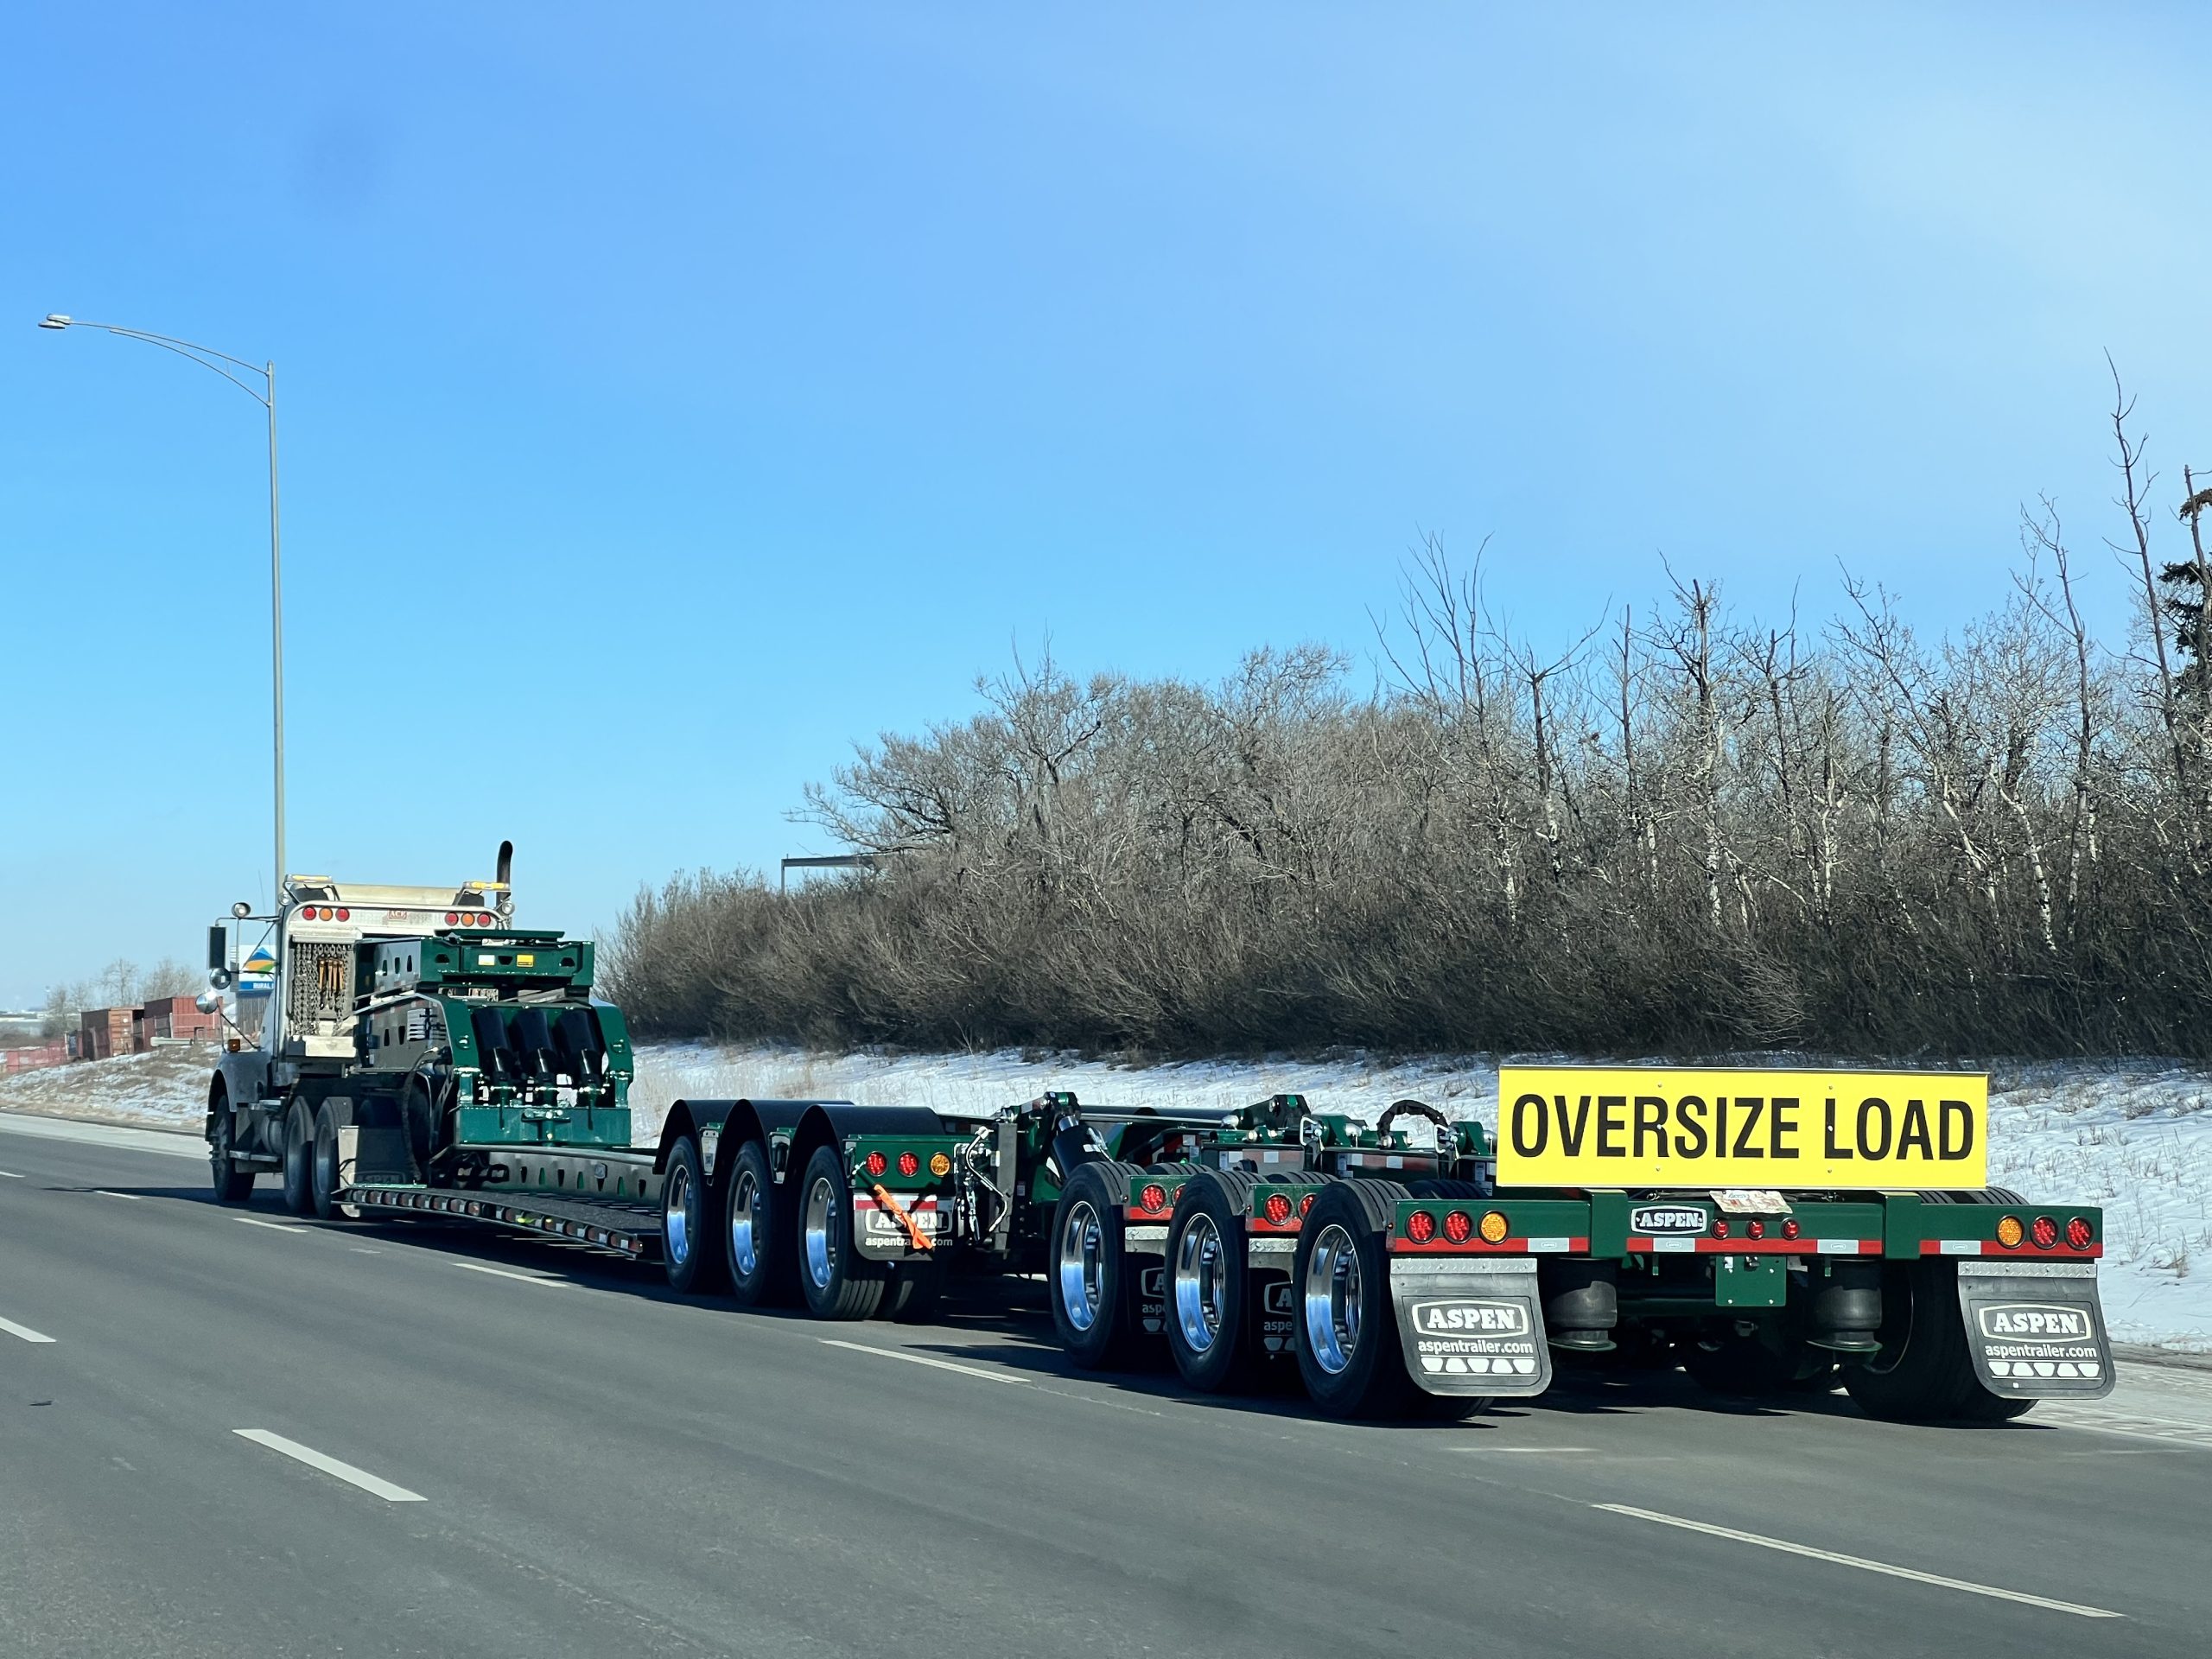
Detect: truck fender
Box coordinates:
(655, 1098, 849, 1186)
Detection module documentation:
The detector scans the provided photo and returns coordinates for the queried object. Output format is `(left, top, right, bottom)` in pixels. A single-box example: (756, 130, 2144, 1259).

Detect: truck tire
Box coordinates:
(208, 1090, 255, 1204)
(722, 1136, 792, 1306)
(796, 1144, 887, 1319)
(1844, 1259, 2026, 1423)
(1051, 1160, 1148, 1368)
(280, 1103, 315, 1216)
(310, 1099, 354, 1222)
(661, 1135, 728, 1296)
(1165, 1168, 1265, 1393)
(1294, 1178, 1425, 1419)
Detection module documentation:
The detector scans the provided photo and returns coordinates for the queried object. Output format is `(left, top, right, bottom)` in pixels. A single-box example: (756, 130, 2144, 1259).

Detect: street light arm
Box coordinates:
(64, 322, 270, 406)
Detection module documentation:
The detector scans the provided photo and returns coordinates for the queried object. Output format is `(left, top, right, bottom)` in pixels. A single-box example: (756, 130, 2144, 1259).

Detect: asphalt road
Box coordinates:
(3, 1112, 2206, 1659)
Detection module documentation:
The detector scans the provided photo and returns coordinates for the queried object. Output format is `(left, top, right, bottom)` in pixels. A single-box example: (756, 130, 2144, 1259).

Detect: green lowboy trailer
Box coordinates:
(201, 861, 2114, 1429)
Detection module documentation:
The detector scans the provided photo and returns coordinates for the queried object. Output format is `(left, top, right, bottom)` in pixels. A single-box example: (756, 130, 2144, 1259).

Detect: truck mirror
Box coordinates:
(207, 923, 228, 972)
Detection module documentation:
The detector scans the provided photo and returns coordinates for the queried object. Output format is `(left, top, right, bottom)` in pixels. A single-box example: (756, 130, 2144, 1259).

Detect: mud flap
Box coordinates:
(1955, 1260, 2114, 1401)
(1389, 1258, 1552, 1397)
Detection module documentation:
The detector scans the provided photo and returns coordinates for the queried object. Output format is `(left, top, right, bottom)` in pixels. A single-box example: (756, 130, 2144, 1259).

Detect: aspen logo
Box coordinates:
(1630, 1204, 1707, 1236)
(1977, 1303, 2091, 1340)
(1411, 1300, 1529, 1337)
(1262, 1281, 1295, 1316)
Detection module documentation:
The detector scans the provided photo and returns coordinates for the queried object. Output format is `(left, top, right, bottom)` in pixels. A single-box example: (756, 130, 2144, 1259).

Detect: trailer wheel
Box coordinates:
(1843, 1260, 2020, 1423)
(1165, 1169, 1263, 1392)
(208, 1089, 255, 1204)
(797, 1145, 887, 1319)
(661, 1135, 729, 1295)
(723, 1137, 792, 1306)
(280, 1103, 315, 1216)
(310, 1099, 354, 1222)
(1051, 1160, 1147, 1368)
(1293, 1179, 1424, 1419)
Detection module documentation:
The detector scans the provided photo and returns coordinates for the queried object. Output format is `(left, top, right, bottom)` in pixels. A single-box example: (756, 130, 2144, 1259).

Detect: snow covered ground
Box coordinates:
(9, 1040, 2206, 1352)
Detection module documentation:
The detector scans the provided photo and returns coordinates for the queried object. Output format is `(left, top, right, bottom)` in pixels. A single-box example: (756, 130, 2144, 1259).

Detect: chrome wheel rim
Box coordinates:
(728, 1166, 760, 1277)
(1304, 1222, 1363, 1376)
(664, 1160, 693, 1266)
(803, 1174, 837, 1289)
(1173, 1212, 1228, 1354)
(1058, 1198, 1105, 1332)
(313, 1130, 337, 1201)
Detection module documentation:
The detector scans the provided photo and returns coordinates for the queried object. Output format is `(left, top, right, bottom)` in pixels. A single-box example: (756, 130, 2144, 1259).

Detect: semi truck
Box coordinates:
(202, 856, 2115, 1430)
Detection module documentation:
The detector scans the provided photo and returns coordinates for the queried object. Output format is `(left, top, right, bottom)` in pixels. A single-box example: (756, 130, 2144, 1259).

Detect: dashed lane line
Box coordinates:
(0, 1169, 22, 1178)
(0, 1314, 57, 1344)
(1592, 1503, 2123, 1618)
(91, 1189, 143, 1202)
(452, 1262, 570, 1287)
(235, 1217, 310, 1235)
(233, 1430, 424, 1503)
(819, 1338, 1030, 1385)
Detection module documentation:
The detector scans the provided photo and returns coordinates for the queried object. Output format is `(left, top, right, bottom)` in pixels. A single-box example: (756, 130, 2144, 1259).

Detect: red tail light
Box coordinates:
(1711, 1218, 1732, 1240)
(1299, 1192, 1315, 1217)
(863, 1151, 887, 1177)
(1263, 1192, 1294, 1224)
(2066, 1217, 2094, 1250)
(1781, 1218, 1801, 1240)
(2031, 1215, 2059, 1250)
(335, 908, 350, 921)
(1443, 1210, 1473, 1243)
(1139, 1183, 1168, 1213)
(1746, 1218, 1765, 1240)
(897, 1151, 920, 1178)
(446, 912, 460, 925)
(1405, 1210, 1437, 1244)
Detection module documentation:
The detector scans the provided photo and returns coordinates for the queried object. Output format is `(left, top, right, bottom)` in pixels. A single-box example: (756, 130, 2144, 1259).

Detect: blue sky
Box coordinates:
(3, 3, 2207, 1009)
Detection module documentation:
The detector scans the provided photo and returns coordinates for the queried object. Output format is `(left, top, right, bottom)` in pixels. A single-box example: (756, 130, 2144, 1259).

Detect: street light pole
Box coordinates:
(40, 315, 287, 904)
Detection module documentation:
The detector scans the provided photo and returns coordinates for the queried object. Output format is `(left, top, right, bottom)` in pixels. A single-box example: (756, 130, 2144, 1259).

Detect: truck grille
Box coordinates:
(287, 940, 354, 1034)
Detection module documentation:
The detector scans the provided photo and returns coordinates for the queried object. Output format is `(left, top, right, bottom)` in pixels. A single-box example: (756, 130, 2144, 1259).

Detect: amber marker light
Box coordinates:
(1995, 1215, 2025, 1249)
(1478, 1211, 1510, 1244)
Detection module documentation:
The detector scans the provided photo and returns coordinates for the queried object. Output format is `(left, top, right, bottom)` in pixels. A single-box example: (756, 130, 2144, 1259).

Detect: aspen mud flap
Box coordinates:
(851, 1192, 947, 1261)
(1956, 1261, 2113, 1401)
(1389, 1260, 1552, 1397)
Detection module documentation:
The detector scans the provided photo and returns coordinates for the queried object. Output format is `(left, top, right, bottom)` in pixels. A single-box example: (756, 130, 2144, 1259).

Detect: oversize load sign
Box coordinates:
(1495, 1067, 1987, 1190)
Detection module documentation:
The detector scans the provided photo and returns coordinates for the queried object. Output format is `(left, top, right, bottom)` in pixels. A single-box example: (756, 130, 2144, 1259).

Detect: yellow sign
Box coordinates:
(1494, 1066, 1987, 1190)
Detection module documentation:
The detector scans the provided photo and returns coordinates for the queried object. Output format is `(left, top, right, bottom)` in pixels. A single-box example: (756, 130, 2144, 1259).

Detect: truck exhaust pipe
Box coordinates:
(495, 840, 514, 917)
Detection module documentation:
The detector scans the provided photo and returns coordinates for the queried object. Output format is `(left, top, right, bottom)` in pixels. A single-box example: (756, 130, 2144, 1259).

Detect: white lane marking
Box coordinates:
(1449, 1445, 1597, 1453)
(452, 1262, 569, 1287)
(233, 1430, 424, 1503)
(92, 1189, 143, 1202)
(0, 1314, 57, 1344)
(819, 1338, 1028, 1385)
(0, 1169, 22, 1178)
(349, 1247, 383, 1255)
(1593, 1504, 2123, 1618)
(236, 1217, 309, 1235)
